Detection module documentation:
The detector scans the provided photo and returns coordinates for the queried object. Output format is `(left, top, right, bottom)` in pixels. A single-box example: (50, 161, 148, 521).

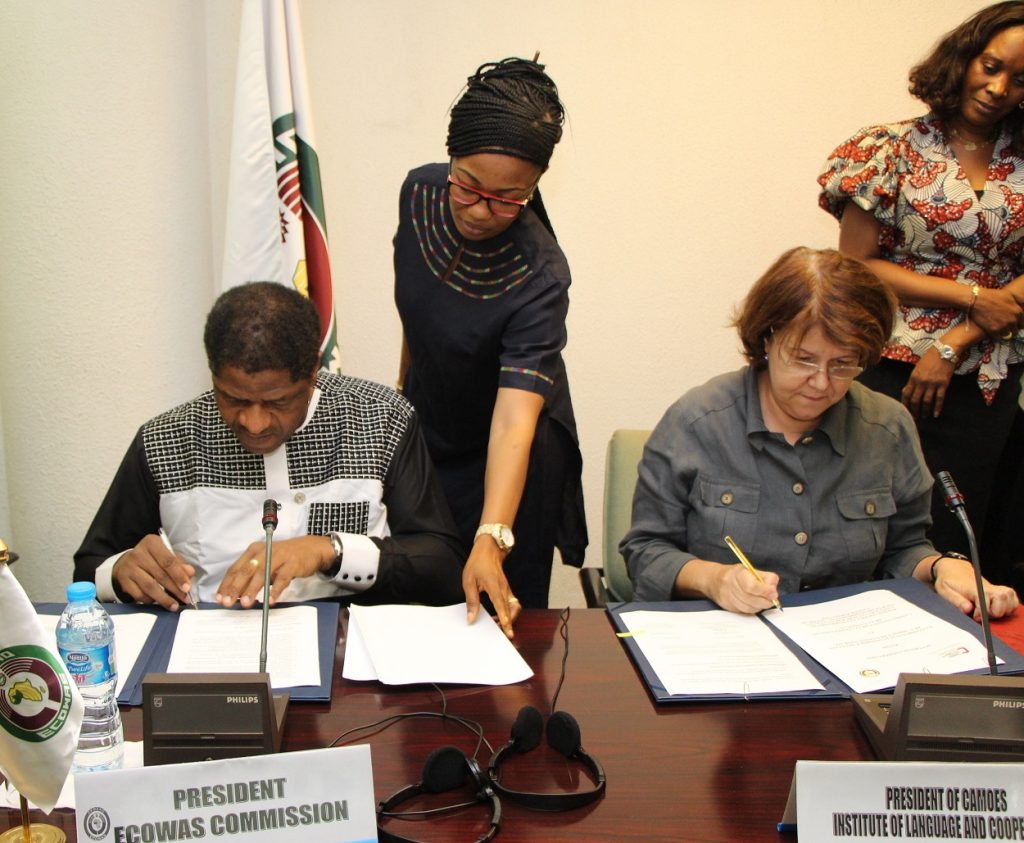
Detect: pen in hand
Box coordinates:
(158, 528, 199, 609)
(723, 535, 782, 612)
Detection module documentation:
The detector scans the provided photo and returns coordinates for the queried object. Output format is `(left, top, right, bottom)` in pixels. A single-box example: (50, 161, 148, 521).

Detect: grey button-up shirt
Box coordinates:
(621, 367, 935, 602)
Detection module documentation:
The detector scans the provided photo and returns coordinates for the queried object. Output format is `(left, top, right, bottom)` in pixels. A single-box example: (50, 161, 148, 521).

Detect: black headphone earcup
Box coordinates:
(509, 705, 544, 753)
(421, 745, 469, 794)
(546, 711, 582, 758)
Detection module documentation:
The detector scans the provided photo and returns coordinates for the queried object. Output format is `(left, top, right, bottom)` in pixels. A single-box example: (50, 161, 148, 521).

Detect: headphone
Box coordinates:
(487, 705, 606, 811)
(377, 745, 502, 843)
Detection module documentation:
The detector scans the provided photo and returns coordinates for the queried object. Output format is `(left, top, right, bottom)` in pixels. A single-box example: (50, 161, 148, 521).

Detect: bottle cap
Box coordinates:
(66, 581, 97, 602)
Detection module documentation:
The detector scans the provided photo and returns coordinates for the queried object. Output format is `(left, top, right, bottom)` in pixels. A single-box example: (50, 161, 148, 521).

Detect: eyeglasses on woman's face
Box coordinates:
(446, 175, 532, 218)
(775, 347, 864, 381)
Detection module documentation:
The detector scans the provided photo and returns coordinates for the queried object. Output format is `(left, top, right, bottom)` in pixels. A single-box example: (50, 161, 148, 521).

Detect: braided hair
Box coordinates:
(446, 57, 565, 168)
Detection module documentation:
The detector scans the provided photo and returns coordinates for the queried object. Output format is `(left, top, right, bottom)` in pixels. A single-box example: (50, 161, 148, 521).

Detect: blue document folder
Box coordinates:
(38, 601, 339, 705)
(607, 577, 1024, 703)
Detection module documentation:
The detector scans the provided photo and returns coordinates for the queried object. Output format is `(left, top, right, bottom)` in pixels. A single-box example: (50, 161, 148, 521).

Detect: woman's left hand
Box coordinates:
(463, 539, 520, 638)
(901, 347, 955, 419)
(931, 556, 1020, 620)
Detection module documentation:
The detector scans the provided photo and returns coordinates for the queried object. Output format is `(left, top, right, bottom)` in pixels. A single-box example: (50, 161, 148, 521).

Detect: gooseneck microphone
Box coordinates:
(935, 471, 997, 675)
(259, 499, 280, 673)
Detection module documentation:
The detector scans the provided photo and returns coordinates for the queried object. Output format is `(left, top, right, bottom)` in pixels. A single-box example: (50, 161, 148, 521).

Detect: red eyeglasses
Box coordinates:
(447, 175, 533, 218)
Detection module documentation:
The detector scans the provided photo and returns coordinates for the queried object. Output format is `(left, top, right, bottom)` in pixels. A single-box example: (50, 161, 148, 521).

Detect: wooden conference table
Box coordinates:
(5, 606, 1024, 842)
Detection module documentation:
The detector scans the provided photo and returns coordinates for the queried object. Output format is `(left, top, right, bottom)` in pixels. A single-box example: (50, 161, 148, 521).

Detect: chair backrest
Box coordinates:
(603, 429, 651, 603)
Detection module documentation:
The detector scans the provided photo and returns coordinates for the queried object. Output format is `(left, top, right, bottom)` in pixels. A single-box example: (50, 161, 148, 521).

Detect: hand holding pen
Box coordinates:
(158, 528, 199, 610)
(109, 531, 197, 612)
(723, 535, 782, 612)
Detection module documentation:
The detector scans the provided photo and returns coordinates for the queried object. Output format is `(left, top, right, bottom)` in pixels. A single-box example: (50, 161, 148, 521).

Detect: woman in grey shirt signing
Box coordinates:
(621, 247, 1018, 620)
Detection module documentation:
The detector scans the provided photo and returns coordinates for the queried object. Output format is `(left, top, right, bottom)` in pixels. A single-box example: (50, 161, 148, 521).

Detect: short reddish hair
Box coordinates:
(734, 247, 895, 370)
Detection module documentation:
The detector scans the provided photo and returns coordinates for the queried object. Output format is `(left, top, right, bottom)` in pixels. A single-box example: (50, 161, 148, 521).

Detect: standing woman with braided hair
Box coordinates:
(394, 57, 586, 634)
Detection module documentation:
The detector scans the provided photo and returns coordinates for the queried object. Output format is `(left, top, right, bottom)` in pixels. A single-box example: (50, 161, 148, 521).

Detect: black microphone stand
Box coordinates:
(936, 471, 997, 675)
(259, 499, 280, 673)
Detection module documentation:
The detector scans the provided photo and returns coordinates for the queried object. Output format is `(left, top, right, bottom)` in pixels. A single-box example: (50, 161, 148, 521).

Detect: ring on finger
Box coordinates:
(1002, 331, 1015, 340)
(249, 557, 260, 568)
(508, 596, 520, 605)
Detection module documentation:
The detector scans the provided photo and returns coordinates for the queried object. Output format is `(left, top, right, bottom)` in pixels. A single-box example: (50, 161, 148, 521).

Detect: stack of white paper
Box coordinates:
(344, 603, 533, 686)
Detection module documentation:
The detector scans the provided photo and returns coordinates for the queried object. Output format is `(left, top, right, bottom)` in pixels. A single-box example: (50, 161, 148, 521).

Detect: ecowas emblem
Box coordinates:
(0, 644, 74, 742)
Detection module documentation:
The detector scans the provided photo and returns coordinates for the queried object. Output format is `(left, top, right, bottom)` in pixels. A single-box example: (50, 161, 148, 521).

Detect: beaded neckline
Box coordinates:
(409, 182, 533, 300)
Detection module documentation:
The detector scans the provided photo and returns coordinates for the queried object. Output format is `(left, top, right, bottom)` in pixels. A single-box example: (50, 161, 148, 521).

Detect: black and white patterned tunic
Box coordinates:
(74, 372, 463, 605)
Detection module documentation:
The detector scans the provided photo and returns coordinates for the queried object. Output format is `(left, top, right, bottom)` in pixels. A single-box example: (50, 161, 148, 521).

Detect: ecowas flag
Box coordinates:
(222, 0, 340, 372)
(0, 564, 83, 813)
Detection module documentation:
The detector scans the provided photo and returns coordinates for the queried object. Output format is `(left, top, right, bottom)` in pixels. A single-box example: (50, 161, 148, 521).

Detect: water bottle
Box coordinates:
(55, 582, 124, 772)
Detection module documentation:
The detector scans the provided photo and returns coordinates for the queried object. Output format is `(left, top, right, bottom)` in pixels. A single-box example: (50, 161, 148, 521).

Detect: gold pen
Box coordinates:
(723, 535, 782, 612)
(158, 527, 199, 609)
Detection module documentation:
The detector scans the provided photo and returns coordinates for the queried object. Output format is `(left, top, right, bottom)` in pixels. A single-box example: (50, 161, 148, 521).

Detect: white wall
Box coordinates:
(0, 0, 986, 600)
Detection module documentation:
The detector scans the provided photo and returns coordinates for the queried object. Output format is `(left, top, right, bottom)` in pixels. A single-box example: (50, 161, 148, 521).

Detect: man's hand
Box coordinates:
(463, 538, 520, 638)
(112, 534, 196, 611)
(215, 535, 334, 608)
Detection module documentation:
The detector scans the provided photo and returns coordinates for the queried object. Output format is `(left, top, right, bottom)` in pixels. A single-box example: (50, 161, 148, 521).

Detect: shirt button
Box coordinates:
(294, 492, 306, 504)
(801, 436, 813, 445)
(865, 501, 876, 515)
(792, 482, 805, 495)
(794, 531, 808, 545)
(720, 492, 734, 505)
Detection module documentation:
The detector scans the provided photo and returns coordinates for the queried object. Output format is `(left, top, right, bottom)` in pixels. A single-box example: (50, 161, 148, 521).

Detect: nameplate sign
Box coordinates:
(780, 760, 1024, 841)
(74, 744, 377, 843)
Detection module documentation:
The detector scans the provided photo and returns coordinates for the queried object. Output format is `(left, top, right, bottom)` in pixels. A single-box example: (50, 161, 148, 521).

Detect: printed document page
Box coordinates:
(167, 606, 320, 688)
(345, 603, 533, 685)
(618, 608, 823, 696)
(764, 589, 997, 693)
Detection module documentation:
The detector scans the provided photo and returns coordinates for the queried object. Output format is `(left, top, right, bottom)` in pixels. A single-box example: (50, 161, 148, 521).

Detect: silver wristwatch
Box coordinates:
(933, 339, 959, 365)
(323, 532, 344, 578)
(474, 523, 515, 552)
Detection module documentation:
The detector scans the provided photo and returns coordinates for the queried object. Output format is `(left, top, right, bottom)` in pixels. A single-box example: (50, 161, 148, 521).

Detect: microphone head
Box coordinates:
(935, 471, 965, 511)
(262, 499, 280, 530)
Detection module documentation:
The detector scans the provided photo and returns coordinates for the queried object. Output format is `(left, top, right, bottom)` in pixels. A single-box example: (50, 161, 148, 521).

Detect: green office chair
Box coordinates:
(579, 429, 650, 607)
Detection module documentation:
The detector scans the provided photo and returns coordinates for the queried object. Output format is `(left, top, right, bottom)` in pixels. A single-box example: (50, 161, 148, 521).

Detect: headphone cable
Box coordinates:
(549, 606, 570, 714)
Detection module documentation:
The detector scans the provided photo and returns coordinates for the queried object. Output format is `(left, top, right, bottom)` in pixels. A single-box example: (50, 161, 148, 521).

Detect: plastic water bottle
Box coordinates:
(55, 582, 124, 772)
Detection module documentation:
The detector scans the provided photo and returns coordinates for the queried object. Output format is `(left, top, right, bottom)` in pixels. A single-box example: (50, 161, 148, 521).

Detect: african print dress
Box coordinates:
(818, 113, 1024, 401)
(818, 115, 1024, 576)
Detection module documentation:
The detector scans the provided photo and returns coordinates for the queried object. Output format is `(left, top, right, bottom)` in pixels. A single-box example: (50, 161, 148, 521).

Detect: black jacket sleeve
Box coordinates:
(358, 412, 465, 606)
(73, 429, 160, 583)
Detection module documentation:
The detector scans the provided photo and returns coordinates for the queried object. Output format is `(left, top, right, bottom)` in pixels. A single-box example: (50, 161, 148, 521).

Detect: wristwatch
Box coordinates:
(931, 551, 969, 583)
(323, 532, 344, 578)
(475, 523, 515, 552)
(933, 339, 959, 365)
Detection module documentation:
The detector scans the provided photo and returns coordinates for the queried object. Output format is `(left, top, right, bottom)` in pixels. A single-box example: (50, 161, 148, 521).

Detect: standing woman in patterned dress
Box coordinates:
(393, 57, 587, 634)
(818, 3, 1024, 584)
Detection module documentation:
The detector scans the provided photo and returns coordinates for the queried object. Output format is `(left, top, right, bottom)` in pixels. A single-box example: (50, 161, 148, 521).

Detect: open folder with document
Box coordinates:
(35, 601, 339, 704)
(608, 578, 1024, 703)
